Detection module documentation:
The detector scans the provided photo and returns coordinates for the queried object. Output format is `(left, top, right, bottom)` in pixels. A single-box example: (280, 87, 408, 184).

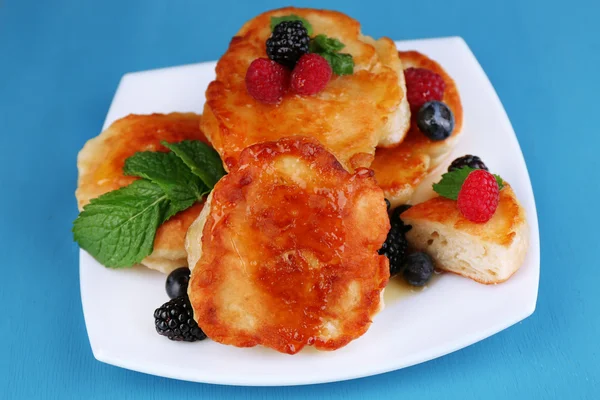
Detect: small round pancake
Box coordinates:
(76, 113, 210, 273)
(202, 7, 410, 172)
(186, 137, 390, 354)
(371, 51, 464, 208)
(401, 184, 529, 284)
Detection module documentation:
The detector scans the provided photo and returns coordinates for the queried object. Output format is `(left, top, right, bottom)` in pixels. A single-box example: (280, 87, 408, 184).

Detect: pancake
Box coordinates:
(371, 51, 464, 208)
(76, 113, 210, 274)
(185, 137, 390, 354)
(401, 184, 529, 284)
(202, 7, 410, 172)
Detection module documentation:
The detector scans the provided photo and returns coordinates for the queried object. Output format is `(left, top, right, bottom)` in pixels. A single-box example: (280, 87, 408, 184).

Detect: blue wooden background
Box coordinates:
(1, 0, 599, 398)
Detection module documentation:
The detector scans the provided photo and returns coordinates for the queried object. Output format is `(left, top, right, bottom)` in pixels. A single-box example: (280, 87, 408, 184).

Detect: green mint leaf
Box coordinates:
(433, 167, 505, 200)
(308, 35, 354, 75)
(432, 167, 474, 200)
(163, 201, 191, 222)
(309, 34, 345, 52)
(73, 180, 170, 268)
(321, 52, 354, 75)
(74, 139, 225, 269)
(162, 140, 226, 189)
(270, 15, 313, 35)
(494, 175, 505, 190)
(123, 150, 207, 215)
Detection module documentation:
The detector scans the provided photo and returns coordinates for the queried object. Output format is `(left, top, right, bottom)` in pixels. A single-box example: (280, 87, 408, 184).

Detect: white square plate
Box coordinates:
(80, 37, 540, 386)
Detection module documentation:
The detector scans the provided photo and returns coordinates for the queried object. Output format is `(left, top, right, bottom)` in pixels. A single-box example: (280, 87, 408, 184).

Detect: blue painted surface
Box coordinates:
(1, 0, 598, 398)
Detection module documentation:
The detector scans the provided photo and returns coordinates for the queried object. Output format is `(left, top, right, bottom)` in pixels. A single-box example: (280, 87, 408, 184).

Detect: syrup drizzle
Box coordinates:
(384, 271, 442, 303)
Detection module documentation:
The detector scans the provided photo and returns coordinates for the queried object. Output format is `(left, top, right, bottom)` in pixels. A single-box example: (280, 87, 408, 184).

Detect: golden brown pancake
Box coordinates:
(202, 7, 410, 172)
(76, 113, 210, 273)
(371, 51, 464, 208)
(401, 185, 529, 284)
(186, 137, 390, 354)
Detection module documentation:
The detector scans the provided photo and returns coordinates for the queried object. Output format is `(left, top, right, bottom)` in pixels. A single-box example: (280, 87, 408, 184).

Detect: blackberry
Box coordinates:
(379, 205, 412, 276)
(393, 204, 412, 216)
(154, 296, 206, 342)
(448, 155, 488, 172)
(266, 21, 310, 69)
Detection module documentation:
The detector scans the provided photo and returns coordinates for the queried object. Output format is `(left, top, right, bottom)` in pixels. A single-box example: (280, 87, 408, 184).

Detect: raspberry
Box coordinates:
(457, 170, 500, 223)
(245, 58, 290, 104)
(404, 67, 446, 111)
(290, 54, 332, 95)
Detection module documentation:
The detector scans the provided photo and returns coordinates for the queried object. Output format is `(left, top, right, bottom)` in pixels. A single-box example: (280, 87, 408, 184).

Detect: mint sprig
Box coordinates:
(124, 151, 208, 218)
(309, 35, 345, 52)
(73, 180, 169, 268)
(73, 140, 226, 268)
(319, 52, 354, 76)
(309, 34, 354, 76)
(162, 140, 225, 188)
(433, 167, 505, 200)
(270, 15, 313, 36)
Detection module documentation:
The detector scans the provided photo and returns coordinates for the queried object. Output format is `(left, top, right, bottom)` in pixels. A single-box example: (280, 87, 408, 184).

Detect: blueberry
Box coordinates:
(384, 198, 391, 211)
(166, 267, 191, 299)
(416, 101, 455, 141)
(402, 252, 434, 286)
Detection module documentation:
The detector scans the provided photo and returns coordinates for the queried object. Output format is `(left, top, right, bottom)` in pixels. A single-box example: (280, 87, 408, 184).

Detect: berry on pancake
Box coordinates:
(449, 155, 489, 172)
(291, 54, 332, 95)
(245, 58, 290, 104)
(404, 67, 446, 111)
(457, 169, 500, 223)
(266, 20, 310, 69)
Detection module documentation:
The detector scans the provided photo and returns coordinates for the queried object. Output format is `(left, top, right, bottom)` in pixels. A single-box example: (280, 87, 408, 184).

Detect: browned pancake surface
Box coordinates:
(187, 137, 390, 354)
(203, 7, 409, 171)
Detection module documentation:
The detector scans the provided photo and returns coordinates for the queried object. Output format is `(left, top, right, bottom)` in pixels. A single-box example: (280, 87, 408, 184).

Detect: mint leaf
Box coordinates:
(74, 139, 225, 269)
(162, 140, 226, 188)
(309, 35, 354, 75)
(433, 167, 474, 200)
(123, 150, 207, 216)
(73, 180, 169, 268)
(494, 175, 505, 190)
(320, 52, 354, 75)
(271, 15, 313, 35)
(433, 167, 505, 200)
(309, 34, 345, 52)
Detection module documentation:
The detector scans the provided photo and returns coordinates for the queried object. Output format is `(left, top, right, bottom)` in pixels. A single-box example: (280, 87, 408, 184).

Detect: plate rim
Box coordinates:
(79, 36, 540, 386)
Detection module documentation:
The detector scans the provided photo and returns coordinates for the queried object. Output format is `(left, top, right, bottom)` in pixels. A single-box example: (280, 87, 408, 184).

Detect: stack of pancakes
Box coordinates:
(76, 7, 467, 354)
(76, 113, 209, 274)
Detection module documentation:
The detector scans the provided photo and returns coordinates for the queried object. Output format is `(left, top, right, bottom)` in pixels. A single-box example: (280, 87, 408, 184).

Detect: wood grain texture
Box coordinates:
(1, 0, 599, 398)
